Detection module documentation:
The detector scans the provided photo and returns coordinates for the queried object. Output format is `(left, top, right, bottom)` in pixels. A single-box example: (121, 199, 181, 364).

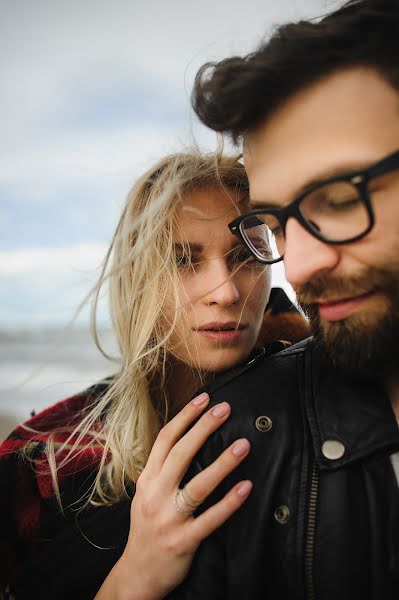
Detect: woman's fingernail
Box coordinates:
(232, 438, 250, 457)
(192, 393, 209, 407)
(236, 481, 253, 497)
(212, 402, 231, 418)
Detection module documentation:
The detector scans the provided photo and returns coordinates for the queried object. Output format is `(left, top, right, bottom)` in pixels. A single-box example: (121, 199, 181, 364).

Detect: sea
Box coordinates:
(0, 328, 117, 442)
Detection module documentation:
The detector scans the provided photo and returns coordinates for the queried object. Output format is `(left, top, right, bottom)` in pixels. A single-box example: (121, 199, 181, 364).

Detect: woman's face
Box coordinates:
(165, 186, 271, 373)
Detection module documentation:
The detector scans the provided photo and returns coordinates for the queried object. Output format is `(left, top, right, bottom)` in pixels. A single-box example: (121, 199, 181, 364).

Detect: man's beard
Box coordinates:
(295, 265, 399, 378)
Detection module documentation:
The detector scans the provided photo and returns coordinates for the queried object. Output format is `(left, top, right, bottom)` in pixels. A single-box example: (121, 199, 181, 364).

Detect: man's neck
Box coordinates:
(385, 371, 399, 420)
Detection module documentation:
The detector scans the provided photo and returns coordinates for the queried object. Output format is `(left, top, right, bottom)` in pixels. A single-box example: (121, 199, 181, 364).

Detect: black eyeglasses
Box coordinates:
(229, 148, 399, 264)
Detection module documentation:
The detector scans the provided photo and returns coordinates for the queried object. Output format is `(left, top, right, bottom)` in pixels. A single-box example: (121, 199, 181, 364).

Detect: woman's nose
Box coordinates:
(202, 260, 240, 306)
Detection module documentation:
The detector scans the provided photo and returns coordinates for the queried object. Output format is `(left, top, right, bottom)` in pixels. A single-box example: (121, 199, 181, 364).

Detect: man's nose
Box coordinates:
(283, 218, 340, 286)
(203, 260, 240, 306)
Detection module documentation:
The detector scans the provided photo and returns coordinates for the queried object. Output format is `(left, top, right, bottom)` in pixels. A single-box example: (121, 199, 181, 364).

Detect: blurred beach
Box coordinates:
(0, 328, 117, 441)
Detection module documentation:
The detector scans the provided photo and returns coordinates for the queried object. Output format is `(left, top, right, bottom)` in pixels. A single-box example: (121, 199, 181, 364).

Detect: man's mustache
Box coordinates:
(294, 267, 396, 306)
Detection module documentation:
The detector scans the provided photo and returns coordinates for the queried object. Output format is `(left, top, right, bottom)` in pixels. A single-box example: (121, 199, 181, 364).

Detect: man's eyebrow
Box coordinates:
(249, 158, 376, 208)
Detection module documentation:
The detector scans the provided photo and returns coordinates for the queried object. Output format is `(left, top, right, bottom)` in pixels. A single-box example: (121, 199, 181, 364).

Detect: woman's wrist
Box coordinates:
(94, 553, 163, 600)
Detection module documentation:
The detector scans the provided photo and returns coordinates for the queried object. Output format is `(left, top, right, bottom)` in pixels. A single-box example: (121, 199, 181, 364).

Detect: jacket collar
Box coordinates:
(304, 338, 399, 471)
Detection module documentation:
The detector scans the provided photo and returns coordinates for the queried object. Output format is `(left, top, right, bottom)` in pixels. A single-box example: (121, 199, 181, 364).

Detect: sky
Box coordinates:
(0, 0, 335, 329)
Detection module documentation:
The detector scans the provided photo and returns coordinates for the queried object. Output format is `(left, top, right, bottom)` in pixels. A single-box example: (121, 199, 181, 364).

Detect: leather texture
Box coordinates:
(170, 337, 399, 600)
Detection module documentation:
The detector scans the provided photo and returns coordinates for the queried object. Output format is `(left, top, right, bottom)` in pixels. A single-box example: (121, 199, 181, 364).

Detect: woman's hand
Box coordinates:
(94, 392, 252, 600)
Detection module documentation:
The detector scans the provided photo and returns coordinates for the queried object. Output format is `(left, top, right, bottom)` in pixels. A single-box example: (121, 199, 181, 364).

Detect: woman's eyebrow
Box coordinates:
(174, 242, 204, 253)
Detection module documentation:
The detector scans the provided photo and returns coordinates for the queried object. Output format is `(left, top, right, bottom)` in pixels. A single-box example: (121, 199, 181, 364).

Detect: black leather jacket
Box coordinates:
(171, 338, 399, 600)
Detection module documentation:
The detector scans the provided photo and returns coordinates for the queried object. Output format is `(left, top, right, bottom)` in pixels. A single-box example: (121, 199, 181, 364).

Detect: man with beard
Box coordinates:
(168, 1, 399, 599)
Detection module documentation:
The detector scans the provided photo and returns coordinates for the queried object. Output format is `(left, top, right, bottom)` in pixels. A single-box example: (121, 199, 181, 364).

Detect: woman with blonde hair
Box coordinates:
(0, 151, 308, 600)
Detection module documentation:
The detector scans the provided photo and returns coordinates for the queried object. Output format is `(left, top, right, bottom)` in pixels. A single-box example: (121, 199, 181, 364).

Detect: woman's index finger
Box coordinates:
(142, 393, 210, 477)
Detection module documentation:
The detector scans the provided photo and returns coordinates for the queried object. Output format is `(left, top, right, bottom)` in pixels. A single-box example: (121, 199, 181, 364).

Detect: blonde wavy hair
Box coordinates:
(40, 151, 250, 508)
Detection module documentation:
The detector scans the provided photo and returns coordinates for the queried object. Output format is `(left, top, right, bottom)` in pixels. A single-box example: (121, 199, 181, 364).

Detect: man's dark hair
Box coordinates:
(192, 0, 399, 142)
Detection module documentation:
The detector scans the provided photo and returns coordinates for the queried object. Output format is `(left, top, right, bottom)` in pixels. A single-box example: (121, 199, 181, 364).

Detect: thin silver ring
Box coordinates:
(173, 489, 194, 515)
(180, 485, 201, 509)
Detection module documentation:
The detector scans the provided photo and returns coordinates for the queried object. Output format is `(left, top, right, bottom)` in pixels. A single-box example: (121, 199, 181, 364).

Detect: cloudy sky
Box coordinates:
(0, 0, 334, 329)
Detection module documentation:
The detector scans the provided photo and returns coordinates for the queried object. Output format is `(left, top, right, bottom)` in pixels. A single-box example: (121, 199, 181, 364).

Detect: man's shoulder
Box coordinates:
(189, 339, 313, 476)
(204, 337, 312, 403)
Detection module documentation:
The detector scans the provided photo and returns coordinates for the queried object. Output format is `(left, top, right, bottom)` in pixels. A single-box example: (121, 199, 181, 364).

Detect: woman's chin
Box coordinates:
(196, 347, 254, 374)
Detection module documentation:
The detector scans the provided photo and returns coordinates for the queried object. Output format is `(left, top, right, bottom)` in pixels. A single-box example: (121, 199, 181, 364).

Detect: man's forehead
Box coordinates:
(243, 67, 399, 205)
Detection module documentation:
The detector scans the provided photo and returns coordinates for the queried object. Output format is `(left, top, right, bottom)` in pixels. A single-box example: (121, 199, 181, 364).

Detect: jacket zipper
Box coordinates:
(305, 461, 319, 600)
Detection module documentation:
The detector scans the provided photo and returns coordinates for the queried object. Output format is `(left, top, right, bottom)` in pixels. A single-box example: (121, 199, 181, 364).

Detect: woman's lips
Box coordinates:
(197, 329, 244, 342)
(318, 291, 375, 321)
(195, 322, 246, 343)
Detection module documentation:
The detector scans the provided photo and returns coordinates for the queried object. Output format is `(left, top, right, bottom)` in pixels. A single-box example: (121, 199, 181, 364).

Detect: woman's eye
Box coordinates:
(176, 254, 191, 268)
(233, 249, 255, 264)
(176, 254, 201, 269)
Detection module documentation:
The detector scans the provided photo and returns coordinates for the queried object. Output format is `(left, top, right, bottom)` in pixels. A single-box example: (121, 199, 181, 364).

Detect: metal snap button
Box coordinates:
(255, 415, 273, 432)
(274, 505, 290, 524)
(321, 439, 345, 460)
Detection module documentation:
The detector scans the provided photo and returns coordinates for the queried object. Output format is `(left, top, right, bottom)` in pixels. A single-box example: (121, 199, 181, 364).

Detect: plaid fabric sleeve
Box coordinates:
(0, 382, 109, 594)
(0, 436, 40, 594)
(0, 448, 17, 593)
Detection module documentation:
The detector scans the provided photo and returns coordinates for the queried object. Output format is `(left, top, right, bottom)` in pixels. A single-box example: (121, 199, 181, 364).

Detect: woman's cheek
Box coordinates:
(180, 276, 204, 305)
(244, 267, 271, 304)
(264, 267, 272, 298)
